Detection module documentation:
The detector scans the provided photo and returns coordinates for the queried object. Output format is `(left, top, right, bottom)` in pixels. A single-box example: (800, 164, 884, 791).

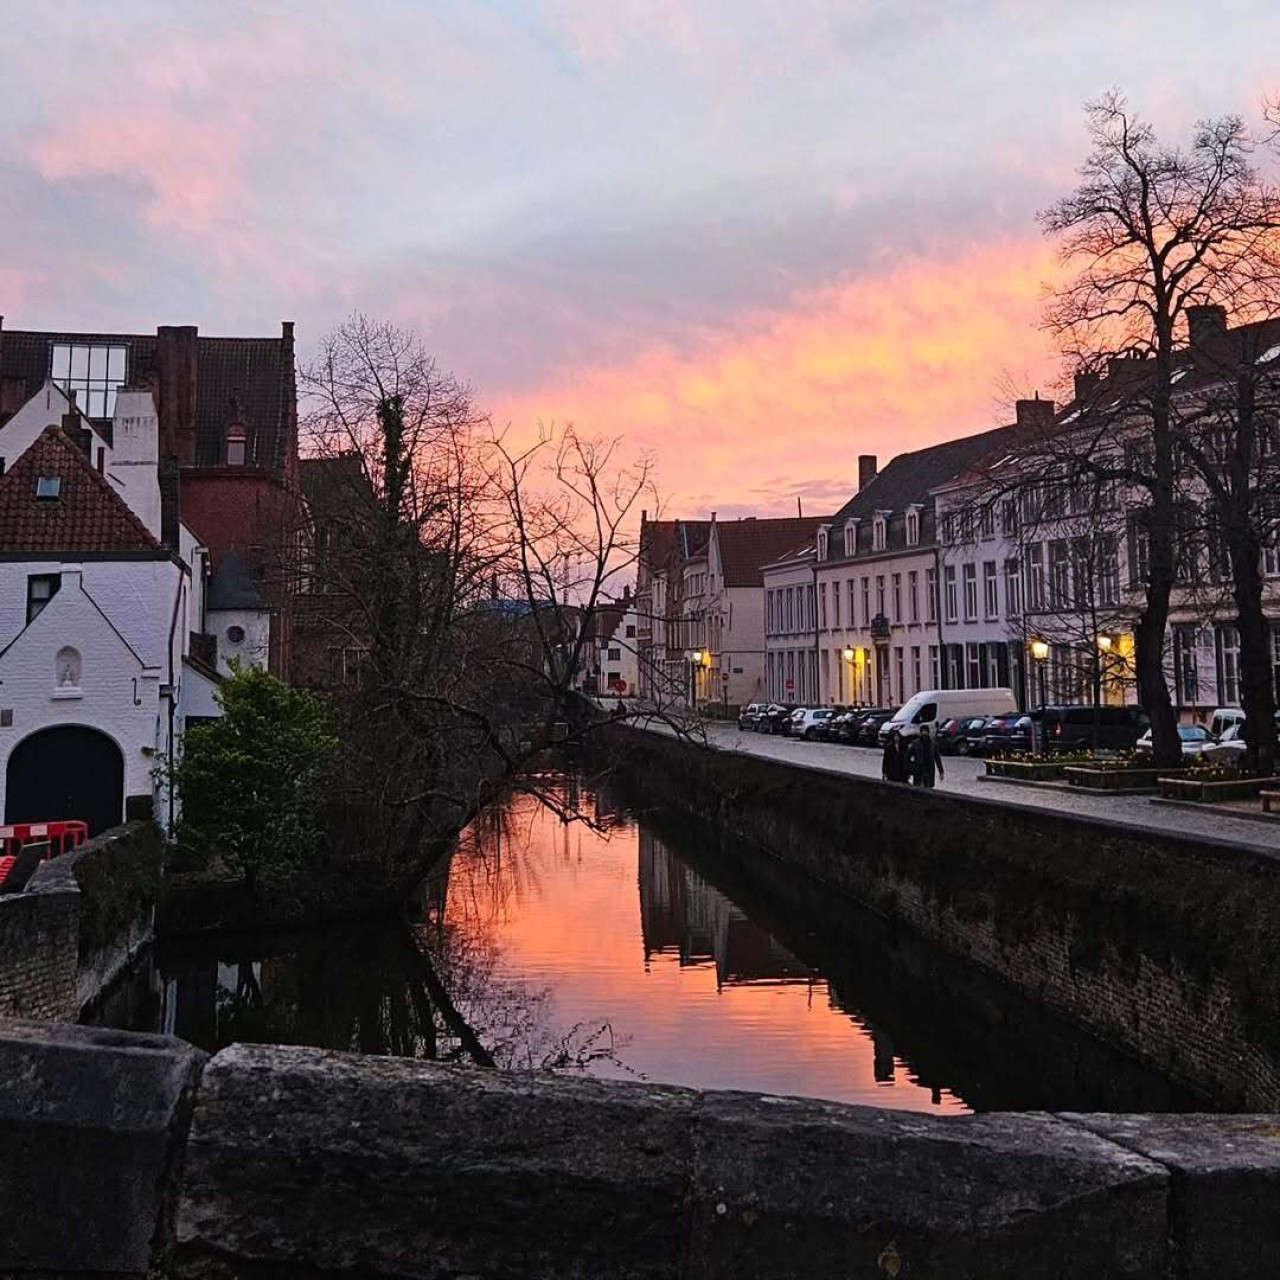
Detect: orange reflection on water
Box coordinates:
(446, 789, 967, 1113)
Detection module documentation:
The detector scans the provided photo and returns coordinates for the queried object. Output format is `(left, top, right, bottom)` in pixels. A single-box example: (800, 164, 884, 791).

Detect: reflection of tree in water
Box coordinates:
(163, 775, 624, 1072)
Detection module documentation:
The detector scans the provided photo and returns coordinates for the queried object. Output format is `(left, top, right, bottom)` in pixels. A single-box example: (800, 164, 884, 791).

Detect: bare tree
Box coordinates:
(1035, 92, 1280, 766)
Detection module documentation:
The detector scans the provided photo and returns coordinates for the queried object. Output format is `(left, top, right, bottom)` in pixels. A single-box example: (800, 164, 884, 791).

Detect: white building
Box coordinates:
(0, 384, 269, 834)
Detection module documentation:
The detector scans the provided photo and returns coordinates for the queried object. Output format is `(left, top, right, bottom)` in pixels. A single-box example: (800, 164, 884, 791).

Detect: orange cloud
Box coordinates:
(493, 239, 1063, 516)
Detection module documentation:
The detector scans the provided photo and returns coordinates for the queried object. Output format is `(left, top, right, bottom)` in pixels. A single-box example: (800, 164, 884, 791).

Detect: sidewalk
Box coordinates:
(691, 721, 1280, 856)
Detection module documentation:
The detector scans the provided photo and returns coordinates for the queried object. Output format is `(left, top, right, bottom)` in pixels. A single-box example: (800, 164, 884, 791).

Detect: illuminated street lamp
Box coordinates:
(1096, 634, 1113, 652)
(842, 647, 855, 661)
(692, 649, 704, 664)
(1029, 638, 1049, 710)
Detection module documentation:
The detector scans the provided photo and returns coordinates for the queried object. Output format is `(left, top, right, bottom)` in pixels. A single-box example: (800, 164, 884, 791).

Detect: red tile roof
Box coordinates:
(716, 516, 828, 587)
(0, 427, 164, 554)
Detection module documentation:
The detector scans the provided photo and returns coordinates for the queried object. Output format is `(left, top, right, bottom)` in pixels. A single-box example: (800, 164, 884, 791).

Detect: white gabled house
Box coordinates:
(0, 384, 249, 835)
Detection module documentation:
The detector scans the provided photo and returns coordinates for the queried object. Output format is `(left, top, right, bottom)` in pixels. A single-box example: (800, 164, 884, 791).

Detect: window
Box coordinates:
(983, 561, 998, 620)
(959, 509, 975, 543)
(875, 575, 886, 618)
(626, 624, 636, 638)
(980, 505, 994, 539)
(766, 590, 775, 634)
(225, 624, 246, 645)
(817, 528, 828, 561)
(26, 574, 60, 624)
(1129, 515, 1151, 587)
(833, 582, 841, 628)
(786, 587, 795, 631)
(891, 573, 902, 623)
(225, 424, 247, 466)
(820, 582, 828, 629)
(962, 564, 978, 621)
(967, 642, 981, 689)
(905, 508, 920, 546)
(1098, 534, 1120, 606)
(926, 567, 938, 623)
(51, 343, 128, 418)
(929, 644, 940, 689)
(846, 579, 855, 628)
(941, 513, 957, 545)
(1026, 542, 1045, 610)
(844, 521, 857, 556)
(894, 647, 904, 703)
(1001, 498, 1019, 538)
(1005, 558, 1022, 617)
(36, 475, 62, 501)
(806, 584, 816, 631)
(873, 514, 888, 552)
(1217, 626, 1241, 705)
(943, 566, 958, 623)
(861, 577, 871, 626)
(1049, 540, 1070, 608)
(608, 646, 621, 661)
(911, 646, 922, 695)
(908, 570, 919, 623)
(1175, 626, 1199, 705)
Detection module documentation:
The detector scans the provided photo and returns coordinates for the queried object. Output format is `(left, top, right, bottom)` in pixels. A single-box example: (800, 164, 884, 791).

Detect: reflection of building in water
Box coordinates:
(638, 826, 810, 989)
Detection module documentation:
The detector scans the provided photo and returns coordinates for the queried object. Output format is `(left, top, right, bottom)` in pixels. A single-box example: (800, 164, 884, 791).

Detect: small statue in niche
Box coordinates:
(56, 645, 82, 688)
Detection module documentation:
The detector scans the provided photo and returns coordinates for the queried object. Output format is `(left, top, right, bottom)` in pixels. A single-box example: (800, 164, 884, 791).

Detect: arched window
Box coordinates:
(816, 527, 829, 561)
(55, 645, 82, 690)
(873, 513, 888, 552)
(906, 508, 920, 546)
(226, 423, 247, 466)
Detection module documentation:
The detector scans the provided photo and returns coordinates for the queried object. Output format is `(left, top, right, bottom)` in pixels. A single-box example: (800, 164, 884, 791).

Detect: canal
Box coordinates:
(99, 769, 1204, 1114)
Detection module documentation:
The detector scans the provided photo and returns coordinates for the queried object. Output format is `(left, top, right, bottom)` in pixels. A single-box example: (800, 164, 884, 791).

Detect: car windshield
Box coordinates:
(1179, 726, 1209, 741)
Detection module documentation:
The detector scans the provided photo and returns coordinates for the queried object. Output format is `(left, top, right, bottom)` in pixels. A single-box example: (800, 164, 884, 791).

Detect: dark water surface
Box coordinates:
(100, 772, 1205, 1114)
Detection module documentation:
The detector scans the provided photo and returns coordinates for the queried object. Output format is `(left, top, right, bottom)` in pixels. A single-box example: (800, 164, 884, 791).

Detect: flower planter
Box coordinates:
(1157, 775, 1267, 803)
(1065, 766, 1187, 792)
(985, 759, 1068, 782)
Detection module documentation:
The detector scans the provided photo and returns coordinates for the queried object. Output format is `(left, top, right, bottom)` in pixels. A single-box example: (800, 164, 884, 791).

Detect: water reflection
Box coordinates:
(100, 770, 1206, 1114)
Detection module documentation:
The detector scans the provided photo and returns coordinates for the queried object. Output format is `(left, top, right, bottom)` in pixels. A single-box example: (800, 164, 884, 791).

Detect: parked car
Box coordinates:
(979, 714, 1032, 758)
(857, 709, 896, 746)
(878, 688, 1018, 746)
(1134, 723, 1215, 761)
(1199, 716, 1280, 767)
(935, 716, 991, 756)
(1033, 705, 1150, 754)
(835, 709, 882, 744)
(738, 702, 766, 732)
(812, 707, 850, 742)
(792, 707, 836, 741)
(1208, 706, 1246, 740)
(759, 704, 795, 735)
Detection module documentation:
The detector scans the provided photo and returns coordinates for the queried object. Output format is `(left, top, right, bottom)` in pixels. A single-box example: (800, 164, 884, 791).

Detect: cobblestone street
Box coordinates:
(690, 721, 1280, 856)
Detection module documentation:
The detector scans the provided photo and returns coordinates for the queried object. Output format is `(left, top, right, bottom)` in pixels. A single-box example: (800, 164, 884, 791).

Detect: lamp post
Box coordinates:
(842, 647, 855, 705)
(1030, 639, 1049, 709)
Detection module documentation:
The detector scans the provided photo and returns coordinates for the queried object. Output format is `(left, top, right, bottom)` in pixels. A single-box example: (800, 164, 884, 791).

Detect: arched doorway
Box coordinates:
(5, 726, 125, 835)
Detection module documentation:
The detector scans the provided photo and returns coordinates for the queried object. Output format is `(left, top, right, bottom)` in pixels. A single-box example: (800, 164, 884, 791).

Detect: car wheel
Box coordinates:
(956, 740, 971, 756)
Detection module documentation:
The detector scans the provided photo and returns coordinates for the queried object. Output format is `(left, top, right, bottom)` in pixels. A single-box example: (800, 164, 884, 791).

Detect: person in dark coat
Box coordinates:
(908, 725, 945, 788)
(882, 728, 909, 783)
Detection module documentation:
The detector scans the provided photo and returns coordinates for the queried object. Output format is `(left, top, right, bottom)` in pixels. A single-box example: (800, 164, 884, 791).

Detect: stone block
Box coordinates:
(0, 1019, 206, 1274)
(174, 1043, 700, 1279)
(685, 1092, 1169, 1279)
(1067, 1112, 1280, 1279)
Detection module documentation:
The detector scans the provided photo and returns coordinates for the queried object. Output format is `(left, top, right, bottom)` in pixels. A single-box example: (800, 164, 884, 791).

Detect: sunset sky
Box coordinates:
(2, 1, 1276, 516)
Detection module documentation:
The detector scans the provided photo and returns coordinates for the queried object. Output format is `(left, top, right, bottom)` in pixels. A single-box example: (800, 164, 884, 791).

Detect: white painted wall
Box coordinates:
(106, 390, 161, 539)
(208, 607, 271, 675)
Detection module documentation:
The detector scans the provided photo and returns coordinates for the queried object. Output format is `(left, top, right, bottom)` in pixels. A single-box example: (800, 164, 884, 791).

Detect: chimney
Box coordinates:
(1073, 370, 1100, 404)
(155, 325, 199, 466)
(622, 583, 632, 604)
(60, 402, 92, 458)
(858, 454, 877, 491)
(107, 388, 164, 539)
(1186, 304, 1228, 349)
(1015, 394, 1056, 431)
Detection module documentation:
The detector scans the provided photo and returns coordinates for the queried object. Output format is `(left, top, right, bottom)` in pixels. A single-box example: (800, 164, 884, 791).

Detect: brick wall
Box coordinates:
(617, 728, 1280, 1110)
(0, 887, 78, 1020)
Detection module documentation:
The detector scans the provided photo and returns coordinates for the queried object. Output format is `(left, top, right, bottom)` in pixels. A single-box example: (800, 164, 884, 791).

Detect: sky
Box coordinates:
(1, 1, 1276, 517)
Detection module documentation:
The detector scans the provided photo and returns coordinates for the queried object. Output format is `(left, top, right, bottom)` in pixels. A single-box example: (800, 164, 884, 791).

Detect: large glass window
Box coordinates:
(983, 561, 999, 620)
(1005, 558, 1022, 617)
(943, 565, 957, 623)
(51, 343, 127, 419)
(962, 564, 978, 621)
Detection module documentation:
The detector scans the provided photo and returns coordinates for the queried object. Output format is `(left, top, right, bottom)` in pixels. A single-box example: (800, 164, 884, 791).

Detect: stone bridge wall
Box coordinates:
(0, 820, 162, 1021)
(1, 1021, 1278, 1279)
(612, 727, 1280, 1110)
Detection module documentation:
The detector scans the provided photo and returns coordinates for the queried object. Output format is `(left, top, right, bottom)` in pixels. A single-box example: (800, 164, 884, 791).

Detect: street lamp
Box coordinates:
(692, 650, 704, 664)
(1029, 638, 1049, 710)
(1096, 634, 1113, 652)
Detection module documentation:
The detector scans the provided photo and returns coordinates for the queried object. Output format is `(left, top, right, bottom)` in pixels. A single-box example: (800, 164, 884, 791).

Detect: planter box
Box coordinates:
(984, 759, 1068, 782)
(1157, 775, 1267, 803)
(1065, 766, 1188, 792)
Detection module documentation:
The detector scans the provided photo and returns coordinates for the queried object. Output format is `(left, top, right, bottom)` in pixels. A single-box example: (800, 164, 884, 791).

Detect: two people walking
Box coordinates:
(881, 725, 944, 788)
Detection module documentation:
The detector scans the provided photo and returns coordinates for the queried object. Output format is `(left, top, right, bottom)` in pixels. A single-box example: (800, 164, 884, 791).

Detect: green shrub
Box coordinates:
(167, 664, 339, 891)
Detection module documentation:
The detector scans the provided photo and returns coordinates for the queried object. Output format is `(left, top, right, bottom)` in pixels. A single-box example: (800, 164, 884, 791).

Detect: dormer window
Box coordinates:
(872, 512, 888, 552)
(905, 506, 921, 547)
(817, 526, 829, 561)
(843, 519, 859, 557)
(225, 423, 247, 466)
(942, 512, 957, 545)
(36, 475, 62, 501)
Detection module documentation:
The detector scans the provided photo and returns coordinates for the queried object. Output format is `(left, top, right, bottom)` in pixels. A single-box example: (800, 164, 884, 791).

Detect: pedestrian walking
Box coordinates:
(882, 727, 909, 783)
(908, 725, 945, 788)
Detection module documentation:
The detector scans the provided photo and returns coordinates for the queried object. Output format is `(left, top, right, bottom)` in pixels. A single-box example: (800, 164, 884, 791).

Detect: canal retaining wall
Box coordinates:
(613, 727, 1280, 1111)
(2, 1020, 1279, 1279)
(0, 820, 163, 1021)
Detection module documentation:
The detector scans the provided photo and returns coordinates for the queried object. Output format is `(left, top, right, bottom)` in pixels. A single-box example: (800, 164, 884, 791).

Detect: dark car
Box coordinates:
(937, 716, 990, 755)
(738, 702, 766, 732)
(856, 710, 895, 746)
(1031, 705, 1150, 754)
(812, 706, 850, 742)
(826, 710, 861, 744)
(760, 704, 796, 735)
(980, 714, 1032, 758)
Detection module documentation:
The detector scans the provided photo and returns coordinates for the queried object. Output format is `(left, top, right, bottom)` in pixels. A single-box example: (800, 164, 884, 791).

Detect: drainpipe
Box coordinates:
(812, 557, 821, 704)
(164, 574, 185, 830)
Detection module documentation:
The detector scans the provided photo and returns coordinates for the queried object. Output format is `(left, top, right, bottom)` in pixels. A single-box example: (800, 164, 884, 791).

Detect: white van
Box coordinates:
(877, 688, 1018, 744)
(1208, 706, 1245, 739)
